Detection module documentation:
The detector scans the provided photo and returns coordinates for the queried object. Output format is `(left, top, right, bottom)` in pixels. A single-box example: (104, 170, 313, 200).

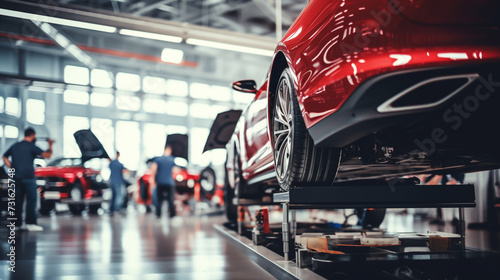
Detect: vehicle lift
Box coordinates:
(216, 182, 500, 279)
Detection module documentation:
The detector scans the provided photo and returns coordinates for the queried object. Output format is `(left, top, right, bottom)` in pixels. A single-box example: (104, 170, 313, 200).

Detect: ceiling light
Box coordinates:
(119, 29, 182, 43)
(161, 48, 184, 64)
(186, 38, 274, 57)
(0, 8, 116, 33)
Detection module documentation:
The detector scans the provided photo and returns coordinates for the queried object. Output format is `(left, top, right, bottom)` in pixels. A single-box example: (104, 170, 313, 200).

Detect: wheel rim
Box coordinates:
(273, 77, 293, 184)
(233, 154, 241, 196)
(71, 187, 82, 201)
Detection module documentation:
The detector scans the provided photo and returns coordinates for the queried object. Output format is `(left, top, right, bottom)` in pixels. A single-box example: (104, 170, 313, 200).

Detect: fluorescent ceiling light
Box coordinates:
(119, 29, 182, 43)
(161, 48, 184, 64)
(0, 8, 116, 33)
(186, 38, 274, 57)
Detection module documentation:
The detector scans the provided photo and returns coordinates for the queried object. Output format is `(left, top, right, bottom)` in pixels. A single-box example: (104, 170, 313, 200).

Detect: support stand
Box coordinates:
(274, 184, 476, 260)
(281, 202, 289, 261)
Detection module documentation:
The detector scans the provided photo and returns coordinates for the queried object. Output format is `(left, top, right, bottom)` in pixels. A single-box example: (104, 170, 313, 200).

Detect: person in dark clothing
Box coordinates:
(2, 127, 54, 231)
(149, 144, 180, 218)
(108, 151, 128, 215)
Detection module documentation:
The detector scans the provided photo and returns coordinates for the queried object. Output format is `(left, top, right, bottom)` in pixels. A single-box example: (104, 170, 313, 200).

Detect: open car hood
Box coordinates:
(73, 129, 110, 163)
(166, 133, 189, 161)
(203, 110, 242, 153)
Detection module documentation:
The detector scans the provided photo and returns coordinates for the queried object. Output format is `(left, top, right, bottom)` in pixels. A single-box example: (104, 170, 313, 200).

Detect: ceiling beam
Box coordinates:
(0, 0, 278, 50)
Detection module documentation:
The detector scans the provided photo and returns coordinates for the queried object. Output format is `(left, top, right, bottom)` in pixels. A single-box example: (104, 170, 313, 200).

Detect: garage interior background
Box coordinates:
(0, 0, 307, 181)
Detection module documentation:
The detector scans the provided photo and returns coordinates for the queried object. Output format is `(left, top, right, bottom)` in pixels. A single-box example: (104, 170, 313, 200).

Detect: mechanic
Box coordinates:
(149, 144, 180, 219)
(108, 151, 128, 216)
(2, 127, 54, 231)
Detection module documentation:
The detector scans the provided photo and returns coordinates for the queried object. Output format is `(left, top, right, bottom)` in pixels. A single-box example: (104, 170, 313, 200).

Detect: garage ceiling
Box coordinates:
(0, 0, 307, 83)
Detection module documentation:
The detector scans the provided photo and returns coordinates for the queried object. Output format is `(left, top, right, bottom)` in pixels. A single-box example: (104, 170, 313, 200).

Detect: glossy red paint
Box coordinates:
(136, 168, 223, 206)
(35, 165, 99, 200)
(232, 0, 500, 183)
(274, 0, 500, 128)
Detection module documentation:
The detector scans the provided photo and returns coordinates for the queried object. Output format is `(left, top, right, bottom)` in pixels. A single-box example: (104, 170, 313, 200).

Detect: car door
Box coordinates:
(241, 80, 274, 179)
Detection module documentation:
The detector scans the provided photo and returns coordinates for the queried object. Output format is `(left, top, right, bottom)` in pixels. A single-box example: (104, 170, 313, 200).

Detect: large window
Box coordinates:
(91, 69, 113, 88)
(116, 121, 140, 170)
(210, 85, 231, 102)
(143, 123, 166, 159)
(190, 127, 210, 166)
(143, 98, 166, 114)
(0, 96, 4, 113)
(190, 83, 210, 99)
(91, 92, 114, 107)
(165, 79, 188, 97)
(63, 116, 89, 157)
(26, 99, 45, 125)
(5, 97, 20, 116)
(64, 90, 89, 105)
(116, 95, 140, 111)
(233, 90, 255, 105)
(116, 72, 141, 92)
(166, 125, 188, 134)
(165, 101, 188, 116)
(143, 76, 166, 94)
(189, 103, 212, 119)
(4, 125, 18, 138)
(64, 65, 89, 85)
(91, 118, 114, 157)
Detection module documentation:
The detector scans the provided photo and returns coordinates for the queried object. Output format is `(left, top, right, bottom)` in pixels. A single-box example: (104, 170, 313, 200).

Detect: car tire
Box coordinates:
(69, 182, 85, 215)
(272, 67, 342, 191)
(88, 203, 101, 214)
(200, 166, 216, 200)
(39, 198, 55, 216)
(356, 208, 387, 228)
(225, 148, 244, 222)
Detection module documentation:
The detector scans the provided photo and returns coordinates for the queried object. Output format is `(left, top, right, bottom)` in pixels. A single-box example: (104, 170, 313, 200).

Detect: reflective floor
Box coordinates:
(0, 208, 275, 280)
(1, 206, 499, 280)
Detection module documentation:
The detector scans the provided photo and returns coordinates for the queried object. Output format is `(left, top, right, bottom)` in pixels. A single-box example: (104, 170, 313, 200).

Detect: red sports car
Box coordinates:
(36, 130, 109, 215)
(224, 0, 500, 220)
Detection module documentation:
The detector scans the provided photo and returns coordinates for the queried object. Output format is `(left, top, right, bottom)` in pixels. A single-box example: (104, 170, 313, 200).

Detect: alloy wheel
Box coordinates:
(273, 77, 293, 184)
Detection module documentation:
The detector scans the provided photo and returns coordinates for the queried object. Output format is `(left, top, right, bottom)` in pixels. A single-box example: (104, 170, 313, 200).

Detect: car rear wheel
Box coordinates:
(88, 204, 101, 214)
(69, 182, 85, 215)
(39, 198, 55, 216)
(356, 208, 387, 228)
(225, 148, 243, 222)
(272, 68, 342, 191)
(200, 166, 217, 200)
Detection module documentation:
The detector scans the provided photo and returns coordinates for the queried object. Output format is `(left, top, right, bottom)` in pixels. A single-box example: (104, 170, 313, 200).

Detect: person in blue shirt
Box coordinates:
(3, 127, 54, 231)
(149, 144, 180, 218)
(108, 151, 128, 215)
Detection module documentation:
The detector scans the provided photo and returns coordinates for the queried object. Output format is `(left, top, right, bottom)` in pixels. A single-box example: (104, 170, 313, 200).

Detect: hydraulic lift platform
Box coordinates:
(216, 183, 500, 279)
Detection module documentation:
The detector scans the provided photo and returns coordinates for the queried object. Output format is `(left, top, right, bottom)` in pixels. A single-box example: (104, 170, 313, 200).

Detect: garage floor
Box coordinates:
(1, 207, 499, 280)
(0, 209, 275, 280)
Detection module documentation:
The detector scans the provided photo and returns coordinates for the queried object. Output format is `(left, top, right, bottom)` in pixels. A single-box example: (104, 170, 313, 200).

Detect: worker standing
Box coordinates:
(108, 151, 128, 215)
(2, 127, 54, 231)
(149, 144, 180, 219)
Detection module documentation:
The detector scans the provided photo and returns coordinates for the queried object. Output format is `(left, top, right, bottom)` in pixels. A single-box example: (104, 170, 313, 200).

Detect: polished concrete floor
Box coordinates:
(1, 206, 499, 280)
(0, 207, 276, 280)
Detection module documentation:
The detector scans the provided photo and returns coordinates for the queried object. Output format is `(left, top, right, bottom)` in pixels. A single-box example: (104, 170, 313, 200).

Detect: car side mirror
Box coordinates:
(232, 80, 257, 93)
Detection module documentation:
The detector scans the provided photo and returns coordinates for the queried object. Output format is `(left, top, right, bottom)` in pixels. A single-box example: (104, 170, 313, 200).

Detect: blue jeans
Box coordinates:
(15, 178, 38, 226)
(109, 183, 124, 213)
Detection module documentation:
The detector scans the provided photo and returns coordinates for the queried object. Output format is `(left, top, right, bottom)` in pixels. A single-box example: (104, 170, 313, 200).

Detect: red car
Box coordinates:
(224, 0, 500, 220)
(136, 134, 222, 211)
(36, 130, 109, 215)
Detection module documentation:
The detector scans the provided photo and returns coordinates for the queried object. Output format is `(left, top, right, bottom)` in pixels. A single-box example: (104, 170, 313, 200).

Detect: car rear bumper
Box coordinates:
(309, 61, 500, 149)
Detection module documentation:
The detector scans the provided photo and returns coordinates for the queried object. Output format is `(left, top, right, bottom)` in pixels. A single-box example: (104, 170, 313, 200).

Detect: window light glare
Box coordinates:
(186, 38, 274, 57)
(161, 48, 184, 64)
(0, 8, 116, 33)
(119, 29, 182, 43)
